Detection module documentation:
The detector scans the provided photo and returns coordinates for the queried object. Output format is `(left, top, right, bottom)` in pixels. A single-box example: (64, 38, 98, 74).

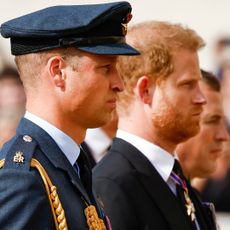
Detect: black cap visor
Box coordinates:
(77, 43, 140, 55)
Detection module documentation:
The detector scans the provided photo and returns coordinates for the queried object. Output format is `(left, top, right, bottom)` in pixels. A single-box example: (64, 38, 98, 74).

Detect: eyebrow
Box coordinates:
(177, 78, 199, 85)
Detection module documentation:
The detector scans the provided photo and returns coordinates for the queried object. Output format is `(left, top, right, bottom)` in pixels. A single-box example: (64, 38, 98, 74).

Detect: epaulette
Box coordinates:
(1, 134, 37, 171)
(0, 135, 106, 230)
(0, 134, 69, 230)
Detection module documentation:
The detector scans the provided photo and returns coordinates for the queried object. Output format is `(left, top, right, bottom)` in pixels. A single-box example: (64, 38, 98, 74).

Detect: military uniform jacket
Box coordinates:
(0, 118, 105, 230)
(93, 138, 216, 230)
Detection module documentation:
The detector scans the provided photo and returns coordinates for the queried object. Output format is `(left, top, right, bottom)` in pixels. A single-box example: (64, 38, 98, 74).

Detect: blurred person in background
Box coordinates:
(83, 110, 118, 167)
(176, 70, 228, 180)
(0, 66, 26, 147)
(198, 141, 230, 213)
(197, 38, 230, 213)
(214, 37, 230, 81)
(213, 37, 230, 129)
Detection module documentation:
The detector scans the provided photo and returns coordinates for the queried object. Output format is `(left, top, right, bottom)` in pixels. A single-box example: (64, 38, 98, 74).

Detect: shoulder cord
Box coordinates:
(0, 158, 68, 230)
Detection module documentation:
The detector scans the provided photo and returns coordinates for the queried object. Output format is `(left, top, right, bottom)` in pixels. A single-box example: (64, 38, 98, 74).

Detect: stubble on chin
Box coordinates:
(152, 106, 200, 145)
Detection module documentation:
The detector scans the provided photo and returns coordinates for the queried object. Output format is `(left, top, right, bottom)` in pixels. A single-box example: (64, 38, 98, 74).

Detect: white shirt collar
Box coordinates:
(116, 129, 175, 182)
(24, 111, 80, 166)
(85, 128, 112, 162)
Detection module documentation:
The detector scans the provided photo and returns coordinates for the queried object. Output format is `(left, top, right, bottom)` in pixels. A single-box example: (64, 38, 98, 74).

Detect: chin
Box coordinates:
(91, 115, 112, 128)
(173, 128, 199, 143)
(200, 167, 216, 178)
(186, 125, 200, 139)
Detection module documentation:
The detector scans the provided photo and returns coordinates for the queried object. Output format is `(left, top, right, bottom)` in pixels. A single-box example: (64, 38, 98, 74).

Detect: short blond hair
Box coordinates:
(117, 20, 205, 112)
(14, 48, 83, 93)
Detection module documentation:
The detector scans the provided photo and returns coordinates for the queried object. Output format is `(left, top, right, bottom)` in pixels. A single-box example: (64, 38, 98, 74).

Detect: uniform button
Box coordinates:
(23, 135, 33, 142)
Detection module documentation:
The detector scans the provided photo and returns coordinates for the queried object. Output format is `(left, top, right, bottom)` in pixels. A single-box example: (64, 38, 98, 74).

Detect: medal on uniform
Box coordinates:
(170, 171, 196, 221)
(184, 190, 196, 221)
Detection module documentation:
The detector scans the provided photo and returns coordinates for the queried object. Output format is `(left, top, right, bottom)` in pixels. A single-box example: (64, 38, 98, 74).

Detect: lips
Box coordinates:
(209, 147, 223, 160)
(107, 98, 117, 104)
(107, 98, 117, 103)
(106, 98, 117, 109)
(210, 148, 223, 153)
(192, 109, 203, 116)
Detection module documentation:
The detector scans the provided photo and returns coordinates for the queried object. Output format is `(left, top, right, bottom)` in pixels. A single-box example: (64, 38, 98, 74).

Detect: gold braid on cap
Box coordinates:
(0, 158, 68, 230)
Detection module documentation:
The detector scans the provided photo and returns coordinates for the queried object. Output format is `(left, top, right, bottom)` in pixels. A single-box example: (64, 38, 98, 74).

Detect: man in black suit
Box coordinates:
(0, 2, 139, 229)
(93, 21, 216, 230)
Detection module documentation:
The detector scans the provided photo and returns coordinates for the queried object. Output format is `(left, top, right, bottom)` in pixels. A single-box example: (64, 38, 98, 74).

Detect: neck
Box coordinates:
(26, 108, 86, 145)
(181, 164, 191, 180)
(118, 117, 176, 155)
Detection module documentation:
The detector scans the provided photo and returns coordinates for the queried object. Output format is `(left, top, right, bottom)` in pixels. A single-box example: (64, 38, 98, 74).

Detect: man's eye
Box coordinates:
(203, 117, 220, 124)
(100, 65, 111, 73)
(103, 65, 110, 70)
(183, 82, 196, 89)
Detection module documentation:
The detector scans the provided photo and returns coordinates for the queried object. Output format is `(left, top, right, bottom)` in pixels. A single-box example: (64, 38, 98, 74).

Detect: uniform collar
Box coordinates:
(24, 111, 80, 166)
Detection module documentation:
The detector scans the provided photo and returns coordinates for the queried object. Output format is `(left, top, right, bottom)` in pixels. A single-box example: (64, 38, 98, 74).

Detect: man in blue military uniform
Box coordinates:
(0, 2, 139, 229)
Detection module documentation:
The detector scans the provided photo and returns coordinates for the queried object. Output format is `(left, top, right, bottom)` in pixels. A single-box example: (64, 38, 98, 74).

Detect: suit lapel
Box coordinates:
(112, 138, 192, 230)
(16, 118, 91, 203)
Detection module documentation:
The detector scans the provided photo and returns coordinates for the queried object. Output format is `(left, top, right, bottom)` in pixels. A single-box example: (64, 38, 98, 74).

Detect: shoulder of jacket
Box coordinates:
(0, 134, 38, 171)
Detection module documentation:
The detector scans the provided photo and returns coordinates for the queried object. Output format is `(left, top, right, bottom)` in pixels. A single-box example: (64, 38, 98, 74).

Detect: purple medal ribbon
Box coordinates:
(170, 170, 196, 222)
(170, 171, 187, 191)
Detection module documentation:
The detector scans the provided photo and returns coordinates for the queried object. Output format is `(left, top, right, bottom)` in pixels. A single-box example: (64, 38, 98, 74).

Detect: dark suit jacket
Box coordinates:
(201, 169, 230, 212)
(0, 118, 104, 230)
(93, 138, 215, 230)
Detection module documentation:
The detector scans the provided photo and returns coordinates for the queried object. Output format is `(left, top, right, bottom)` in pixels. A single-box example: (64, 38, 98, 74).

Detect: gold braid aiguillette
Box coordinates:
(84, 205, 106, 230)
(31, 158, 68, 230)
(0, 158, 107, 230)
(0, 158, 68, 230)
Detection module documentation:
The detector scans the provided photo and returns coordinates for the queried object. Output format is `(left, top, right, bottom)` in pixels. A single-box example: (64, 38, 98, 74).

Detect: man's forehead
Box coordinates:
(202, 90, 224, 117)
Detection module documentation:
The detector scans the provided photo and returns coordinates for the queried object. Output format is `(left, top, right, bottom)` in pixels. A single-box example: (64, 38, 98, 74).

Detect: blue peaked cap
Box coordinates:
(0, 1, 140, 56)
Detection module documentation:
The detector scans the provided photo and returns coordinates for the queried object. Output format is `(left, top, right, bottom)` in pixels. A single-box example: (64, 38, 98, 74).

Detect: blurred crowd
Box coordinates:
(0, 66, 26, 147)
(196, 37, 230, 213)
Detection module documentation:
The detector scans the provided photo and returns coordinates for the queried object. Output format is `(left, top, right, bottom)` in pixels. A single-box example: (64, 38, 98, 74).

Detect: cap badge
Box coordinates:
(121, 12, 132, 35)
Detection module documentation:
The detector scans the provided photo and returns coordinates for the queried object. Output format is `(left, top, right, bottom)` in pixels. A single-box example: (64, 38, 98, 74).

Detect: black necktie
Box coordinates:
(171, 160, 197, 229)
(74, 158, 81, 178)
(77, 147, 94, 197)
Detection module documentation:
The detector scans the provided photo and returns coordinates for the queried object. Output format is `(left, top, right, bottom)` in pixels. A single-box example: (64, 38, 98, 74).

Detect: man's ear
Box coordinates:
(47, 56, 66, 90)
(134, 76, 154, 105)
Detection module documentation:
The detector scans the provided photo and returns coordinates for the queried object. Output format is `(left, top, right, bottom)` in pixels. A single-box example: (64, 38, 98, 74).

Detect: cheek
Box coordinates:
(199, 127, 213, 145)
(163, 91, 188, 114)
(80, 86, 107, 109)
(81, 73, 109, 93)
(196, 132, 211, 157)
(164, 88, 186, 106)
(197, 140, 216, 169)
